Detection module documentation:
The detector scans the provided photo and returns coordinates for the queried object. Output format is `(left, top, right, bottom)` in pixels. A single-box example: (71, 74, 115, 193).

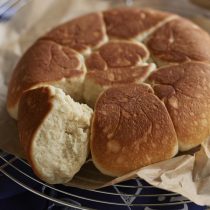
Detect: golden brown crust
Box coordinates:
(103, 8, 172, 39)
(18, 87, 53, 157)
(7, 40, 84, 110)
(147, 18, 210, 63)
(148, 62, 210, 151)
(85, 40, 153, 87)
(91, 84, 178, 176)
(42, 12, 107, 53)
(97, 41, 149, 67)
(86, 40, 149, 70)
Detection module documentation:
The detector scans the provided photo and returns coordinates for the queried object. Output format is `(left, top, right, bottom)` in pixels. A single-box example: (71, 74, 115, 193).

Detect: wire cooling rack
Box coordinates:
(0, 151, 194, 209)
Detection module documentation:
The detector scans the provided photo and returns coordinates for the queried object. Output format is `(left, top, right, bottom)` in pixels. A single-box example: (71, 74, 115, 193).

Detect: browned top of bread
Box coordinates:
(103, 8, 173, 39)
(148, 61, 210, 151)
(86, 41, 149, 69)
(7, 40, 85, 116)
(147, 18, 210, 63)
(91, 84, 178, 176)
(42, 13, 107, 53)
(85, 40, 153, 86)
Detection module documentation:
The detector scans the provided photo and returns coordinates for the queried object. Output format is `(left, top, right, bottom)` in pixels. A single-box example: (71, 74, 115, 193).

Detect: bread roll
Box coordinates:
(42, 12, 108, 54)
(103, 7, 176, 40)
(84, 40, 156, 107)
(18, 86, 93, 184)
(148, 61, 210, 151)
(7, 40, 86, 119)
(147, 18, 210, 65)
(91, 84, 178, 176)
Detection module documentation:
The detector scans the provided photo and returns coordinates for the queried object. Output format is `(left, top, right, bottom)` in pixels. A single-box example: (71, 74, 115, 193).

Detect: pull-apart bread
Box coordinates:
(6, 7, 210, 183)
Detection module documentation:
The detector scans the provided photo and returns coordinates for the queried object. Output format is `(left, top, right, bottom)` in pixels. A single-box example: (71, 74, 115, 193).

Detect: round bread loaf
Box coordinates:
(6, 7, 210, 181)
(18, 85, 93, 184)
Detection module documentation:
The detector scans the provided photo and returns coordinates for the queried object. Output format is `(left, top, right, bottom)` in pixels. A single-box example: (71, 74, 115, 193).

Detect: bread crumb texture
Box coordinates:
(18, 86, 93, 184)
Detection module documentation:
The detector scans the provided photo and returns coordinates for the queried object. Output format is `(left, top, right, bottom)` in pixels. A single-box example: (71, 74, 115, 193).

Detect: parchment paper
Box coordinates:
(1, 0, 210, 206)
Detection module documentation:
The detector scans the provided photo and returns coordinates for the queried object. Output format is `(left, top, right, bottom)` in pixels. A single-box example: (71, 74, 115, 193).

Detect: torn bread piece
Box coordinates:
(18, 85, 93, 184)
